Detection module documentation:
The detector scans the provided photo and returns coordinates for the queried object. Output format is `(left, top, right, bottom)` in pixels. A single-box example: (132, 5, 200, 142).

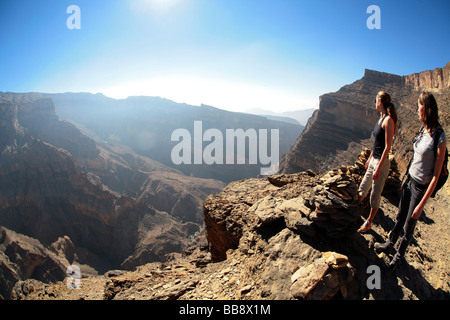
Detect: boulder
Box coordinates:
(290, 252, 355, 300)
(0, 226, 67, 299)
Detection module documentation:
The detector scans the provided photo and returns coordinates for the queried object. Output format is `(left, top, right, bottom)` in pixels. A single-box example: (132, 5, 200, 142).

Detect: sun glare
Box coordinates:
(133, 0, 180, 13)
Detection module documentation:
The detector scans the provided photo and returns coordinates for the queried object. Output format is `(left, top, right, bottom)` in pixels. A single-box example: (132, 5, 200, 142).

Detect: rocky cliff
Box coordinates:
(0, 226, 69, 299)
(0, 98, 184, 270)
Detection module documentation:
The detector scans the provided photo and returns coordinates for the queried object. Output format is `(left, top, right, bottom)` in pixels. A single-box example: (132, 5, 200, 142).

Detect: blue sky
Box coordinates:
(0, 0, 449, 113)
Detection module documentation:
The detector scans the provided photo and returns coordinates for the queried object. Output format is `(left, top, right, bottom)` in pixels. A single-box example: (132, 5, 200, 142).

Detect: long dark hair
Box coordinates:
(378, 91, 398, 133)
(418, 92, 439, 130)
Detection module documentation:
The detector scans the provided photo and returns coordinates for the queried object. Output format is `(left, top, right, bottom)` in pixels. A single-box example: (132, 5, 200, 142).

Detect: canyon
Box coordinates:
(0, 91, 301, 299)
(45, 93, 303, 183)
(0, 93, 226, 298)
(1, 62, 450, 300)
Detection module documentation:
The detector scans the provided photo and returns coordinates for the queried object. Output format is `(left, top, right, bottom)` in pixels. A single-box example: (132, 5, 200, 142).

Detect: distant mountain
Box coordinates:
(245, 107, 316, 126)
(0, 93, 224, 284)
(0, 90, 303, 298)
(44, 93, 304, 183)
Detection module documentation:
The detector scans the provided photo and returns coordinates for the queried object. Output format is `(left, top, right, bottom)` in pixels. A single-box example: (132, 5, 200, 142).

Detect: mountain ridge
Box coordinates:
(41, 92, 304, 182)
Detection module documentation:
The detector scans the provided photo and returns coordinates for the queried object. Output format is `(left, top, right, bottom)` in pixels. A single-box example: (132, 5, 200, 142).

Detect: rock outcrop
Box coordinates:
(0, 226, 68, 299)
(203, 147, 398, 261)
(203, 147, 401, 261)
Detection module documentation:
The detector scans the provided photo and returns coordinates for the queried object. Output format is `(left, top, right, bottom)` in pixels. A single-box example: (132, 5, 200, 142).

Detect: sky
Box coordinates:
(0, 0, 449, 113)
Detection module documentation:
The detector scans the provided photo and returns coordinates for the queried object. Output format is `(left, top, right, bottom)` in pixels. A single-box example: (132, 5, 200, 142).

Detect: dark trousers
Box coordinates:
(389, 176, 428, 257)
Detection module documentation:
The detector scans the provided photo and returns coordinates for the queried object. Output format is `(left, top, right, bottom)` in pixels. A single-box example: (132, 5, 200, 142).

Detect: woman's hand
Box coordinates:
(373, 166, 380, 181)
(365, 153, 372, 170)
(412, 203, 424, 220)
(413, 140, 447, 220)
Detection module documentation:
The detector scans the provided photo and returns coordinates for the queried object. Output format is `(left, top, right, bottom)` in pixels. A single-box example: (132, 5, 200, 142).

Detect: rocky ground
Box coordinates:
(11, 149, 449, 301)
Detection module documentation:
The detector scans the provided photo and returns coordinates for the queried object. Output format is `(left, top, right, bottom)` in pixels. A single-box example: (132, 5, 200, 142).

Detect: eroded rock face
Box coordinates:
(0, 226, 67, 300)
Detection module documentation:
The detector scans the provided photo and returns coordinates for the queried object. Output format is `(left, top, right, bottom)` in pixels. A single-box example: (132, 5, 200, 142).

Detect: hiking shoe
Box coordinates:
(388, 253, 402, 272)
(374, 240, 392, 253)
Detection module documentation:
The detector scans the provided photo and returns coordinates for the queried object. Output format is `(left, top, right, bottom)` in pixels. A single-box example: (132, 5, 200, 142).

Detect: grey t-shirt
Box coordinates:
(409, 126, 446, 185)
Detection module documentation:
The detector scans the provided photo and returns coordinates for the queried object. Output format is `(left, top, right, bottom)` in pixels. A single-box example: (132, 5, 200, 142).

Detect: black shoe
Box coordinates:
(388, 253, 402, 272)
(374, 240, 392, 253)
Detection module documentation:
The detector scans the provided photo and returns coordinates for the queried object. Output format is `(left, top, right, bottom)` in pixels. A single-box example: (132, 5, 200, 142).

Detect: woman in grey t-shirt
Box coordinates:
(375, 92, 447, 270)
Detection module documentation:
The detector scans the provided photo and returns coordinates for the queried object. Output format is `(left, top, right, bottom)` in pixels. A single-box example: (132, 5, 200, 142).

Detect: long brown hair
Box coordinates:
(418, 92, 439, 130)
(378, 91, 398, 133)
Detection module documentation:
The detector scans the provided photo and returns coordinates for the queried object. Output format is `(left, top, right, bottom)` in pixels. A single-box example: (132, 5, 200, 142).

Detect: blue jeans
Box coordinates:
(389, 175, 428, 257)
